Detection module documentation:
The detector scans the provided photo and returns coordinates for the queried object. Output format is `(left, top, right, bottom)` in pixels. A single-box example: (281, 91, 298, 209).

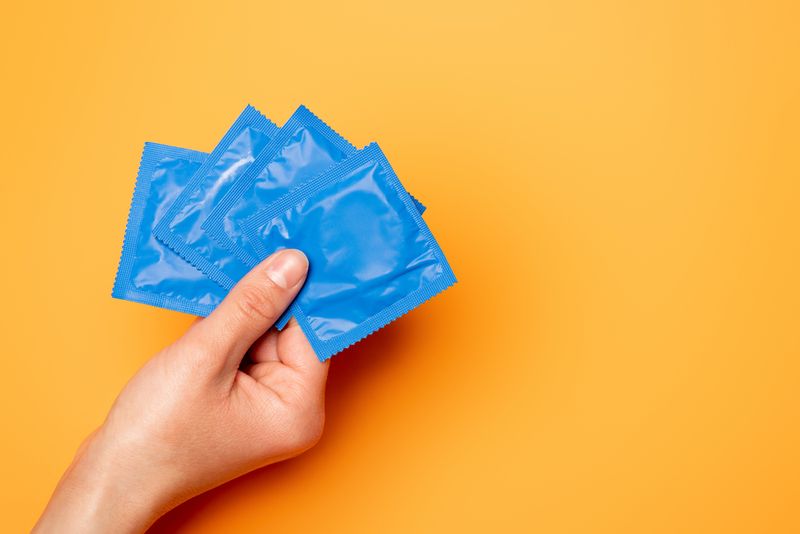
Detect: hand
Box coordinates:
(34, 250, 329, 533)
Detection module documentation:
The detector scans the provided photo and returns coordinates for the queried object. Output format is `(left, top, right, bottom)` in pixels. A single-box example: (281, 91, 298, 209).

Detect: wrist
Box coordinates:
(34, 427, 172, 533)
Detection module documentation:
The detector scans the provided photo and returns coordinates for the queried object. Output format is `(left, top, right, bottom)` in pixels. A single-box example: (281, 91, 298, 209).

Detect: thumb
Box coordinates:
(185, 249, 309, 372)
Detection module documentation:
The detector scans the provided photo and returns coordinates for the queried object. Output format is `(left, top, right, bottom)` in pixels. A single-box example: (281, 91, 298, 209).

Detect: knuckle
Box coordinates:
(288, 410, 325, 451)
(172, 336, 209, 363)
(235, 283, 281, 323)
(305, 412, 326, 446)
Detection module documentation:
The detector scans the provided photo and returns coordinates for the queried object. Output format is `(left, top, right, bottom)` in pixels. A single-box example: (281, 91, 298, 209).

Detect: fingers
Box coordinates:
(276, 318, 330, 388)
(184, 249, 308, 373)
(247, 319, 329, 391)
(248, 329, 280, 363)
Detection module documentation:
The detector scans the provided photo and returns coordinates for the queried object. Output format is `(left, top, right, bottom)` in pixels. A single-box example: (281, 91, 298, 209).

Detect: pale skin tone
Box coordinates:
(34, 249, 328, 533)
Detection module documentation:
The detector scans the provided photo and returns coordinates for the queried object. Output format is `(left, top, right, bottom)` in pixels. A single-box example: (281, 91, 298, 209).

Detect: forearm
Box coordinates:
(33, 430, 168, 534)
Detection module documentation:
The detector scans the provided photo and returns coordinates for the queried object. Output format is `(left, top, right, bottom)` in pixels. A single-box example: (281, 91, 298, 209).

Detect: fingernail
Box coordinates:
(265, 249, 308, 289)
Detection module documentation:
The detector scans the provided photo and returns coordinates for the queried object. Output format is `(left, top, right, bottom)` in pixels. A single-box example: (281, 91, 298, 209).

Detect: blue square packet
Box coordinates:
(240, 143, 456, 361)
(152, 105, 278, 289)
(204, 105, 425, 333)
(112, 143, 227, 316)
(197, 104, 425, 288)
(202, 105, 359, 273)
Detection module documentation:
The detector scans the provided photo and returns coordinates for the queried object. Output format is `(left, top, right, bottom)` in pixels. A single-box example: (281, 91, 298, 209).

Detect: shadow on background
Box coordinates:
(148, 318, 419, 532)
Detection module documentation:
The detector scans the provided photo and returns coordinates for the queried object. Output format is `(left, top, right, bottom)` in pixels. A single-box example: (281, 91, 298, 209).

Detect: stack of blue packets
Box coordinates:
(113, 105, 456, 360)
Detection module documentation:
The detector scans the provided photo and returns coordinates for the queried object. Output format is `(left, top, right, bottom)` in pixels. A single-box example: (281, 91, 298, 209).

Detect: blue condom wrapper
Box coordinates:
(202, 105, 358, 271)
(112, 143, 227, 316)
(153, 105, 279, 289)
(203, 105, 425, 331)
(241, 143, 456, 361)
(203, 105, 427, 284)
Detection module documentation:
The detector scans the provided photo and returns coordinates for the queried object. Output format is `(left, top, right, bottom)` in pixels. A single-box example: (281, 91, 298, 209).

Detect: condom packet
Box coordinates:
(153, 105, 279, 289)
(201, 105, 426, 286)
(241, 143, 456, 360)
(112, 143, 227, 316)
(206, 105, 425, 332)
(202, 105, 358, 272)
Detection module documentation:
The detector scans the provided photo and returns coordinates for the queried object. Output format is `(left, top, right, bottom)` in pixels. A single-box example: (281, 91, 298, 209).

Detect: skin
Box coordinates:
(34, 249, 329, 533)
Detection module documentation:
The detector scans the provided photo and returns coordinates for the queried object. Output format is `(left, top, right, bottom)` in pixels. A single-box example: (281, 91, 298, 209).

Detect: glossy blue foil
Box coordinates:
(203, 105, 358, 273)
(152, 105, 278, 289)
(112, 143, 226, 316)
(241, 143, 456, 360)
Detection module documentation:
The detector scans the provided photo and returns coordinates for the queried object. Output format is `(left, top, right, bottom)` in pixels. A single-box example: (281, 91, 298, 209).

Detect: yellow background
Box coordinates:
(1, 0, 799, 532)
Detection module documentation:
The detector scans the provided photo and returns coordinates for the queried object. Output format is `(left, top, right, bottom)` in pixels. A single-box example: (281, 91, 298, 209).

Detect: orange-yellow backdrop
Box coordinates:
(1, 1, 799, 532)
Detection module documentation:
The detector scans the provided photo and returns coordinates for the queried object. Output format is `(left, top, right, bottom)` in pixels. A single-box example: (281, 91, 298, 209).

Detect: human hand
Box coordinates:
(34, 249, 329, 533)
